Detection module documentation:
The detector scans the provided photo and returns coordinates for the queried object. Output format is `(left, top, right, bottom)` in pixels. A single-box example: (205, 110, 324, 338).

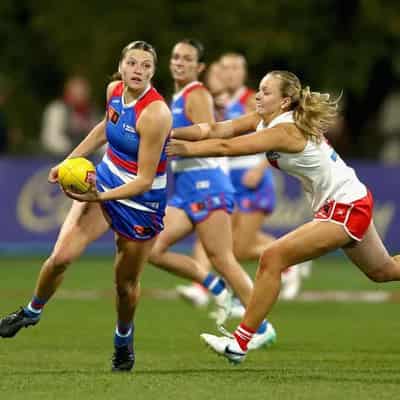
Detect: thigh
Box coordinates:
(196, 209, 233, 255)
(270, 220, 352, 267)
(153, 206, 194, 250)
(53, 201, 110, 255)
(342, 221, 392, 275)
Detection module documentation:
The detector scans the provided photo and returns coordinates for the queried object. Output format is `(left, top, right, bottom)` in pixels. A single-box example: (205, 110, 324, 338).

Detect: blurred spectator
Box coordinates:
(378, 87, 400, 164)
(40, 75, 100, 155)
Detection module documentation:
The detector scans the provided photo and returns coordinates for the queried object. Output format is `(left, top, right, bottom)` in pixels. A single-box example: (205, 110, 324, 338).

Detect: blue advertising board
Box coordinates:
(0, 157, 398, 254)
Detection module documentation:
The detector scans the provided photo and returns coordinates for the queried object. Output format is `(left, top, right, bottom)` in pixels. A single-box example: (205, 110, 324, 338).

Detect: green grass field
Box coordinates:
(0, 255, 399, 400)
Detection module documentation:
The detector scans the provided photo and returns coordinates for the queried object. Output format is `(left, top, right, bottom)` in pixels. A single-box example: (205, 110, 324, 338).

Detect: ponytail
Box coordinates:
(294, 86, 340, 143)
(268, 71, 340, 142)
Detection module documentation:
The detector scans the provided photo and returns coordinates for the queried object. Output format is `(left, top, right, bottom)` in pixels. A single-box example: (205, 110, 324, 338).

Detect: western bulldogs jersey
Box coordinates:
(262, 111, 367, 211)
(96, 82, 168, 214)
(170, 81, 219, 172)
(225, 87, 265, 170)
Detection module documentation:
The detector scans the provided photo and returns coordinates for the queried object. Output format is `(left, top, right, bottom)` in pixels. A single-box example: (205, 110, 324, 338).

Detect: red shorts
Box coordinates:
(314, 191, 373, 241)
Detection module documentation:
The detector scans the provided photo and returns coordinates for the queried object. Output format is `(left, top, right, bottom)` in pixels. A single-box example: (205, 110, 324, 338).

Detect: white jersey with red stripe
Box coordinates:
(263, 111, 367, 212)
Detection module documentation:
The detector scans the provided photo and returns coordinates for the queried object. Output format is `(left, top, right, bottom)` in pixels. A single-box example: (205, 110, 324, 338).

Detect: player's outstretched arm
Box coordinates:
(172, 111, 260, 141)
(167, 124, 304, 158)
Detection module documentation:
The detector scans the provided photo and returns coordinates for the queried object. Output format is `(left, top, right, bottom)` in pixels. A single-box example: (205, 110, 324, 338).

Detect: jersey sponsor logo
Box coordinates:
(145, 201, 160, 209)
(123, 123, 136, 134)
(111, 99, 120, 104)
(171, 107, 184, 114)
(133, 225, 154, 236)
(190, 202, 206, 213)
(108, 106, 120, 124)
(330, 150, 338, 161)
(196, 180, 210, 190)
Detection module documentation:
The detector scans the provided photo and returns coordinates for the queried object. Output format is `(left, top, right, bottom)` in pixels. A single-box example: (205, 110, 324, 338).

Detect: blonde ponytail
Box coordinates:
(268, 71, 340, 142)
(294, 86, 340, 143)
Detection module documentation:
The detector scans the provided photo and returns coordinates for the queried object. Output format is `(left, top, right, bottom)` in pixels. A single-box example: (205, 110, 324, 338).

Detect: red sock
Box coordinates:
(233, 323, 256, 351)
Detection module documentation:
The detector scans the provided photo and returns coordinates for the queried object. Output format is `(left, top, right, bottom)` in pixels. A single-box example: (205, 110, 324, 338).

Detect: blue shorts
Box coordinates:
(96, 161, 166, 241)
(169, 191, 235, 224)
(229, 168, 276, 214)
(169, 167, 235, 224)
(100, 200, 164, 241)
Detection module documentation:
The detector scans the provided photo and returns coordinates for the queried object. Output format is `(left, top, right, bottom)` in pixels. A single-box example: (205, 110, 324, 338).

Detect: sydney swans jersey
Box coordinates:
(170, 81, 219, 172)
(263, 111, 367, 211)
(225, 87, 264, 170)
(96, 82, 168, 213)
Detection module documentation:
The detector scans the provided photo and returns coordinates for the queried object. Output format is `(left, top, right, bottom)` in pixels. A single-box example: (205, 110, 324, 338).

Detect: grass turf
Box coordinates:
(0, 255, 399, 400)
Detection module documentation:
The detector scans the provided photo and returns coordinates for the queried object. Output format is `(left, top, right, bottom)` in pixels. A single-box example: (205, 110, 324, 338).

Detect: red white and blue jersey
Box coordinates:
(170, 81, 220, 172)
(224, 86, 254, 120)
(97, 82, 168, 215)
(168, 81, 235, 222)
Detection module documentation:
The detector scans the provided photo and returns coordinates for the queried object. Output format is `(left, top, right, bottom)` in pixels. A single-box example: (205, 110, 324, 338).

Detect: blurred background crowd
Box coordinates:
(1, 0, 400, 162)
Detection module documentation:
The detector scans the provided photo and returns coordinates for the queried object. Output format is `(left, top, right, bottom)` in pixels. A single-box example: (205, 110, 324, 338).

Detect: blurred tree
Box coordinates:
(0, 0, 399, 156)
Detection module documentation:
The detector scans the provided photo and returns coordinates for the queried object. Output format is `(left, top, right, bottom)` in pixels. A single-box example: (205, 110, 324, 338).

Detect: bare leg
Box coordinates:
(149, 206, 208, 282)
(242, 221, 351, 330)
(196, 210, 253, 306)
(232, 210, 275, 261)
(343, 221, 400, 282)
(114, 235, 156, 324)
(192, 238, 212, 272)
(35, 201, 110, 300)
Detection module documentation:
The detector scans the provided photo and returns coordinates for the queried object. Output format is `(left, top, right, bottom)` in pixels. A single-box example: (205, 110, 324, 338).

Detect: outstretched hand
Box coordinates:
(64, 186, 102, 202)
(166, 139, 192, 157)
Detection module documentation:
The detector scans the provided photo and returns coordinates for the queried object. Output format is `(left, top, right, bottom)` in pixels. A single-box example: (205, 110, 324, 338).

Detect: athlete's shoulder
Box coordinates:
(182, 81, 208, 99)
(107, 80, 123, 98)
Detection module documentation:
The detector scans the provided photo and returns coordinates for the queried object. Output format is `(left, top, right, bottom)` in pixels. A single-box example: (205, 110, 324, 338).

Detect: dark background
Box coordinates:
(1, 0, 399, 158)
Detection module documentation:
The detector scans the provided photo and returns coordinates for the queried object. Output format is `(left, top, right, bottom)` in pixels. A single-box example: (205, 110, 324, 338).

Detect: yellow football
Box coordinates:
(58, 157, 96, 194)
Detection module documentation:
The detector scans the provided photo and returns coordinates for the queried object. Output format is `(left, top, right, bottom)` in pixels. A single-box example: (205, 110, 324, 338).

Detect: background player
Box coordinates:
(148, 39, 276, 349)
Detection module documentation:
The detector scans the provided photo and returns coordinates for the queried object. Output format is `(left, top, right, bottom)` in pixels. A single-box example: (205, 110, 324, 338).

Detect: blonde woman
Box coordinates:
(167, 70, 400, 363)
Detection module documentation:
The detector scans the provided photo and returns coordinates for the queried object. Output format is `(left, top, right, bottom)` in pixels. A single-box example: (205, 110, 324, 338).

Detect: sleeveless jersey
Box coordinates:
(263, 111, 367, 211)
(225, 87, 264, 170)
(96, 82, 168, 214)
(170, 81, 219, 172)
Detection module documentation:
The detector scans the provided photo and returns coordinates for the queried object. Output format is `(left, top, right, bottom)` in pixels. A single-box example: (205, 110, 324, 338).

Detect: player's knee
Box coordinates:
(46, 251, 75, 273)
(115, 278, 140, 300)
(258, 244, 283, 275)
(148, 241, 167, 265)
(207, 250, 232, 269)
(365, 266, 392, 283)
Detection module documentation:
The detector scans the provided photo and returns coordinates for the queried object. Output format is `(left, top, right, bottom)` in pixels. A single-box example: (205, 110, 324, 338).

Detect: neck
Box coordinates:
(261, 109, 288, 125)
(123, 85, 149, 103)
(228, 85, 243, 97)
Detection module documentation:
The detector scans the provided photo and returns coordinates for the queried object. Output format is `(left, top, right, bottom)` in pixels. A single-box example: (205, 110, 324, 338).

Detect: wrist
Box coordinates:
(198, 123, 210, 139)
